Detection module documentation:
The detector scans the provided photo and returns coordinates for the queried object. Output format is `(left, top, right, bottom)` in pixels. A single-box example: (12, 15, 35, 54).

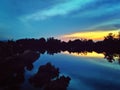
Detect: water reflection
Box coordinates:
(1, 40, 120, 90)
(104, 52, 120, 64)
(29, 62, 71, 90)
(1, 49, 120, 90)
(0, 50, 71, 90)
(62, 51, 120, 64)
(0, 50, 40, 90)
(63, 51, 104, 58)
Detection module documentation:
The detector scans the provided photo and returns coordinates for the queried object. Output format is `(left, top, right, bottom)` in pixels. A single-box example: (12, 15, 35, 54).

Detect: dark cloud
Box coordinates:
(92, 24, 120, 31)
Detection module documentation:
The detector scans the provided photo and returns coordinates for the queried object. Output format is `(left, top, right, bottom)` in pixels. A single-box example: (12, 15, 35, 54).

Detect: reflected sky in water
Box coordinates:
(62, 51, 120, 70)
(24, 52, 120, 90)
(62, 51, 104, 58)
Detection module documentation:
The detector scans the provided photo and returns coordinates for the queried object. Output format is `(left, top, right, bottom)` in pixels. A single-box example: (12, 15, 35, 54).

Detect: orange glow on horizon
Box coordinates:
(62, 51, 104, 58)
(59, 30, 119, 42)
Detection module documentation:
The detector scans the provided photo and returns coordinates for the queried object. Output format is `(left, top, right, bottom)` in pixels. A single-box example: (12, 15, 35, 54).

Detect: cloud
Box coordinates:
(73, 1, 120, 18)
(87, 18, 120, 31)
(93, 24, 120, 30)
(21, 0, 93, 21)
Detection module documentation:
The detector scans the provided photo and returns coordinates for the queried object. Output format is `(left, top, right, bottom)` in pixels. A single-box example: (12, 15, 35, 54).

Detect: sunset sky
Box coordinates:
(59, 30, 119, 41)
(0, 0, 120, 40)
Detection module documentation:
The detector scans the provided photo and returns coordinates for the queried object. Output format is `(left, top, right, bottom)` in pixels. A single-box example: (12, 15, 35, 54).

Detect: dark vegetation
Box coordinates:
(0, 50, 71, 90)
(0, 32, 120, 62)
(29, 62, 71, 90)
(0, 32, 120, 90)
(0, 50, 40, 90)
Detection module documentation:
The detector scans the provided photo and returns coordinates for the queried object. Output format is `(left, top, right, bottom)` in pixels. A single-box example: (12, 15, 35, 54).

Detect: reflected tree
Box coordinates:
(0, 50, 40, 90)
(29, 62, 71, 90)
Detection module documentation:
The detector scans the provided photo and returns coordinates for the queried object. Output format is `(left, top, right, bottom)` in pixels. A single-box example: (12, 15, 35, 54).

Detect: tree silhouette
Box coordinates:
(104, 33, 115, 41)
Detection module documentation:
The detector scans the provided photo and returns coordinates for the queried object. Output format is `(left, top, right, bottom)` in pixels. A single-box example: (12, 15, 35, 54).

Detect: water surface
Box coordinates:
(23, 51, 120, 90)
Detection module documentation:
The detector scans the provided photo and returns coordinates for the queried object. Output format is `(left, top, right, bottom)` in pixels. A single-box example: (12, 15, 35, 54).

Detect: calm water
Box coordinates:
(23, 52, 120, 90)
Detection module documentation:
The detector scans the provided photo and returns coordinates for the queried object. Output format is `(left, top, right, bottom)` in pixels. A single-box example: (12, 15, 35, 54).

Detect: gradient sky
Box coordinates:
(0, 0, 120, 40)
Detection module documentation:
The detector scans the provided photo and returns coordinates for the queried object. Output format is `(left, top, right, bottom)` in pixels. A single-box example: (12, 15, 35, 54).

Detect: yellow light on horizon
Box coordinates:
(59, 30, 120, 41)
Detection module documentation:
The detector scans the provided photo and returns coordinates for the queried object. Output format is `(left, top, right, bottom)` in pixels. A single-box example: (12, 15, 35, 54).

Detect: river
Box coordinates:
(23, 51, 120, 90)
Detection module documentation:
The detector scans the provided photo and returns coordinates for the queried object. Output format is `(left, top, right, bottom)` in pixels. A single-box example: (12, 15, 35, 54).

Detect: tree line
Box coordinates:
(0, 32, 120, 56)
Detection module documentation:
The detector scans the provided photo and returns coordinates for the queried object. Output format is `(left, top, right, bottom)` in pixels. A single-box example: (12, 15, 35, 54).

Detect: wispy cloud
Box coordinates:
(87, 19, 120, 31)
(73, 2, 120, 18)
(21, 0, 93, 21)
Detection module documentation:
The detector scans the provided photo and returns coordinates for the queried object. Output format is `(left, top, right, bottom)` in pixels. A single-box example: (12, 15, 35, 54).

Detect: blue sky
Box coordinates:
(0, 0, 120, 40)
